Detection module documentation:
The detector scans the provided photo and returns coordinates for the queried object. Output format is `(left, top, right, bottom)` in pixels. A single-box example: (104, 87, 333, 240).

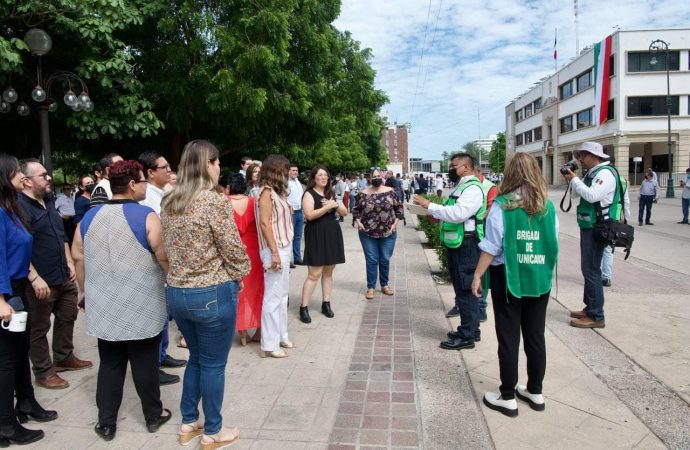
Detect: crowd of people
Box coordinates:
(2, 138, 688, 448)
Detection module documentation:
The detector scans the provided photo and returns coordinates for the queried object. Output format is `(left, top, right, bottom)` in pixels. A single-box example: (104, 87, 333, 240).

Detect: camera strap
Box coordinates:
(559, 182, 573, 212)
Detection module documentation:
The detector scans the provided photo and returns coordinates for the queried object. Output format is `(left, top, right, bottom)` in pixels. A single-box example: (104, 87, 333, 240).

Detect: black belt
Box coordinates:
(464, 232, 478, 238)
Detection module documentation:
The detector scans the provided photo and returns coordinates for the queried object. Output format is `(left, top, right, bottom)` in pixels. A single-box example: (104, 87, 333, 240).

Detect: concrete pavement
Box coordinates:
(22, 191, 690, 449)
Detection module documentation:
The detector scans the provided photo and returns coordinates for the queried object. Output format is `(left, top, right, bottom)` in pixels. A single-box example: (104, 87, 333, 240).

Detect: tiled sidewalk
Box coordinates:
(328, 286, 420, 449)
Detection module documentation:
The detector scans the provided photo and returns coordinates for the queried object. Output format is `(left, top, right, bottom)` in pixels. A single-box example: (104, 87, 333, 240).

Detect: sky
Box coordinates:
(334, 0, 690, 161)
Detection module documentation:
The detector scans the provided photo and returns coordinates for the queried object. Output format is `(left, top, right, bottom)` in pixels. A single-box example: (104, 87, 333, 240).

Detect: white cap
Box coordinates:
(573, 142, 610, 160)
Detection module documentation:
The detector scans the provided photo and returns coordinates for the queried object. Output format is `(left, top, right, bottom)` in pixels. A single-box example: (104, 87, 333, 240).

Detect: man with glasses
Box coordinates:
(561, 141, 619, 328)
(18, 159, 92, 389)
(138, 151, 186, 385)
(414, 154, 486, 350)
(90, 153, 123, 207)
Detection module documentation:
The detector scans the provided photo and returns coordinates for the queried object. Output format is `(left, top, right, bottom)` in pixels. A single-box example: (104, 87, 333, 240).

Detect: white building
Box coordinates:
(506, 28, 690, 186)
(473, 134, 496, 173)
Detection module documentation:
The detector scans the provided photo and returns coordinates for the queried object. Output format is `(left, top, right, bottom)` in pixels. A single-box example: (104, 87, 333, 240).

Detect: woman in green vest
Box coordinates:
(471, 153, 559, 417)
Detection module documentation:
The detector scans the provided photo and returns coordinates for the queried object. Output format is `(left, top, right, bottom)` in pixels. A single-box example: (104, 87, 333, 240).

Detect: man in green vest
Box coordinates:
(414, 153, 486, 350)
(561, 141, 619, 328)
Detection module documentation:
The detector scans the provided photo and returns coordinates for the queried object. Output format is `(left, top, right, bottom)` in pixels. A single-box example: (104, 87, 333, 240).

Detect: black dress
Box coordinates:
(302, 189, 346, 266)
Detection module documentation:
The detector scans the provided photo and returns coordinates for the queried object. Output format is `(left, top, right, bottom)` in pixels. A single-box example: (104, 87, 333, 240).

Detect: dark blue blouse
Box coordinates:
(0, 208, 33, 297)
(73, 194, 90, 224)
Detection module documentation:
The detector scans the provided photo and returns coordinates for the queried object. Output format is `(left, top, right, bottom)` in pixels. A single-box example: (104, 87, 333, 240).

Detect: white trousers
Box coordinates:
(260, 246, 291, 352)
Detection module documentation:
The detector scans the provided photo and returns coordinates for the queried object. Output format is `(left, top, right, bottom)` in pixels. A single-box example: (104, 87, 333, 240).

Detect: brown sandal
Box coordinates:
(365, 289, 375, 300)
(382, 286, 394, 296)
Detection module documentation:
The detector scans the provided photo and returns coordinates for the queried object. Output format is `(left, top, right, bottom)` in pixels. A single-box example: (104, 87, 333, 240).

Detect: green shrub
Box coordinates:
(415, 194, 448, 276)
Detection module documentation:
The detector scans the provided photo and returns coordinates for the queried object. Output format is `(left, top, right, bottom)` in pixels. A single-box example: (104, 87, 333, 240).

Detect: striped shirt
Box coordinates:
(257, 186, 294, 250)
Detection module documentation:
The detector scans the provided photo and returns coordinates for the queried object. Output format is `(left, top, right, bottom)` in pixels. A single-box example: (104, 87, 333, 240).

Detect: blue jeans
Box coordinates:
(167, 281, 238, 435)
(358, 231, 397, 289)
(158, 320, 169, 365)
(580, 228, 606, 321)
(601, 245, 613, 281)
(447, 237, 480, 340)
(292, 210, 304, 263)
(682, 198, 689, 223)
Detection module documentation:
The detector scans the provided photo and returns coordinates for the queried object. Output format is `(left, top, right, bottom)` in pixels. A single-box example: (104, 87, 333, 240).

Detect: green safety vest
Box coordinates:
(496, 195, 559, 298)
(576, 165, 622, 229)
(440, 177, 487, 249)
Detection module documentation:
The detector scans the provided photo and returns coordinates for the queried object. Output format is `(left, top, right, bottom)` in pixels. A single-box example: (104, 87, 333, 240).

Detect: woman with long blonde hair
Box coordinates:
(161, 140, 250, 448)
(471, 152, 559, 418)
(256, 155, 294, 358)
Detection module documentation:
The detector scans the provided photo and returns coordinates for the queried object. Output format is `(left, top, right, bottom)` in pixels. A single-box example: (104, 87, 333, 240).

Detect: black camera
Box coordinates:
(560, 160, 578, 175)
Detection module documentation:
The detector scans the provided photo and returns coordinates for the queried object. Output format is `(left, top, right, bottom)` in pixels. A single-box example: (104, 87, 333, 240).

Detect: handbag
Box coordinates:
(594, 166, 634, 260)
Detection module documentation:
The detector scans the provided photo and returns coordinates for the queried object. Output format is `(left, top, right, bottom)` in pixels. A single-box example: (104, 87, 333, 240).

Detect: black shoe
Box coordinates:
(439, 337, 475, 350)
(146, 408, 172, 433)
(602, 279, 611, 287)
(445, 305, 460, 318)
(321, 301, 334, 318)
(94, 423, 116, 441)
(678, 221, 689, 224)
(290, 262, 296, 269)
(447, 330, 480, 342)
(294, 260, 305, 266)
(646, 222, 654, 225)
(161, 355, 187, 368)
(479, 307, 487, 322)
(0, 423, 44, 445)
(15, 400, 58, 423)
(159, 370, 180, 385)
(299, 306, 311, 324)
(638, 222, 643, 226)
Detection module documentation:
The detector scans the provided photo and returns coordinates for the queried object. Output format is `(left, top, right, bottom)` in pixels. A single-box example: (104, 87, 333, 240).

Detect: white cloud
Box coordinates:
(335, 0, 690, 160)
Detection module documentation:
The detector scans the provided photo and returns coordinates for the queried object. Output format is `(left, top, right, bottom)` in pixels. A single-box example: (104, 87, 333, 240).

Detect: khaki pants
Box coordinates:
(25, 280, 79, 379)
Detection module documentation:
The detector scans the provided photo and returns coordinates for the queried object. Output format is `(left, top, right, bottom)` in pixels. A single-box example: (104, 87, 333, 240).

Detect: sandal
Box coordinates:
(365, 289, 375, 300)
(200, 426, 240, 450)
(280, 341, 296, 349)
(179, 420, 204, 446)
(382, 286, 394, 296)
(177, 336, 188, 349)
(237, 331, 249, 347)
(259, 349, 288, 358)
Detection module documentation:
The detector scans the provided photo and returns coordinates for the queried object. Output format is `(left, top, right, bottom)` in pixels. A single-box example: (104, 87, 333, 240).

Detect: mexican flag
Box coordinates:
(594, 35, 613, 127)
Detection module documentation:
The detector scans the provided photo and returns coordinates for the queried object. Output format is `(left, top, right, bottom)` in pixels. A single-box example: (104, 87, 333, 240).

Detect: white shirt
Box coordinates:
(434, 177, 444, 191)
(479, 196, 560, 265)
(287, 178, 304, 211)
(427, 175, 483, 231)
(139, 183, 165, 216)
(401, 179, 410, 190)
(570, 162, 617, 208)
(55, 193, 75, 217)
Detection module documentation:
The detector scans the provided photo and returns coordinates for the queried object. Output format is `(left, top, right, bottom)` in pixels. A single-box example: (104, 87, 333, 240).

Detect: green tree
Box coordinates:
(461, 141, 488, 166)
(0, 0, 164, 157)
(488, 132, 506, 173)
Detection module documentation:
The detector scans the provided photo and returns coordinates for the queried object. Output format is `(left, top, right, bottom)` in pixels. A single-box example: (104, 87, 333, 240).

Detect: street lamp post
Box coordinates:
(649, 39, 674, 198)
(0, 28, 93, 174)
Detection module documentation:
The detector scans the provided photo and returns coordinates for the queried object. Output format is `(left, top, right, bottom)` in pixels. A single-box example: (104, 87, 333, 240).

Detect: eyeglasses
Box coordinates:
(155, 164, 171, 171)
(27, 172, 50, 180)
(134, 179, 147, 184)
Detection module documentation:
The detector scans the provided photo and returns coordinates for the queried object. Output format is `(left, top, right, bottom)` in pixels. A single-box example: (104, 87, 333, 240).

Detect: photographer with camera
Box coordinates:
(561, 142, 621, 329)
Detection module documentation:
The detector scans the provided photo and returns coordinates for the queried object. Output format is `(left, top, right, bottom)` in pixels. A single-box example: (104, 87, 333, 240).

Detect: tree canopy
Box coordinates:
(488, 132, 506, 173)
(0, 0, 389, 176)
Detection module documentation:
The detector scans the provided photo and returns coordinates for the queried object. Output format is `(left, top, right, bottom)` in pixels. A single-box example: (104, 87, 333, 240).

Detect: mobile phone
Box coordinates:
(78, 297, 85, 310)
(7, 296, 24, 311)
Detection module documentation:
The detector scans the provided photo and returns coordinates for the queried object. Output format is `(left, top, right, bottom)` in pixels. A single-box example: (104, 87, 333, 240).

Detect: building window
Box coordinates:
(516, 134, 524, 146)
(609, 54, 615, 76)
(516, 109, 524, 122)
(627, 96, 680, 116)
(525, 104, 533, 118)
(607, 99, 615, 120)
(560, 116, 573, 133)
(524, 130, 533, 143)
(628, 51, 680, 72)
(534, 98, 542, 112)
(534, 126, 542, 141)
(577, 109, 592, 128)
(577, 71, 592, 91)
(559, 81, 573, 100)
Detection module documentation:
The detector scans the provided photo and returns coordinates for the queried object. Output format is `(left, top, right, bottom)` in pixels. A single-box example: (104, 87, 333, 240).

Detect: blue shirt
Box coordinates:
(0, 208, 33, 297)
(80, 200, 154, 253)
(73, 195, 90, 224)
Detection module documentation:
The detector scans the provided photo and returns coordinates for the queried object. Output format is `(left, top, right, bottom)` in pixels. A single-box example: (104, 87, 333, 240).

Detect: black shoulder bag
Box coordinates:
(593, 166, 634, 260)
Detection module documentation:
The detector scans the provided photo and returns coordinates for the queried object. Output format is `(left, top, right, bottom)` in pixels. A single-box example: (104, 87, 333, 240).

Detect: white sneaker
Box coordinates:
(515, 385, 545, 411)
(483, 391, 518, 417)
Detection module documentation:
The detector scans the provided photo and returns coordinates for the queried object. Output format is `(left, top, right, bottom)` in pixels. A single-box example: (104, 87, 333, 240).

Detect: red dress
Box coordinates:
(227, 195, 264, 331)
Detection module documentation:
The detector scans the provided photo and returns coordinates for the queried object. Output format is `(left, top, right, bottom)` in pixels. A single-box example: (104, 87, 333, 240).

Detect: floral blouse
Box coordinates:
(162, 190, 250, 288)
(352, 190, 404, 238)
